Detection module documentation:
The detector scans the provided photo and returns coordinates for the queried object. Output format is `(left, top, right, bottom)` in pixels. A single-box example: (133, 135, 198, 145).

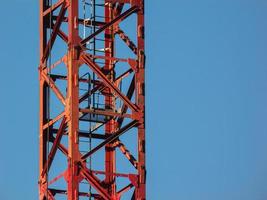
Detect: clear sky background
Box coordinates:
(1, 0, 267, 199)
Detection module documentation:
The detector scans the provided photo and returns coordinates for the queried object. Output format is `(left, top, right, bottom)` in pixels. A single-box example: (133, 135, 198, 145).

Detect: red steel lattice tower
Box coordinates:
(38, 0, 145, 199)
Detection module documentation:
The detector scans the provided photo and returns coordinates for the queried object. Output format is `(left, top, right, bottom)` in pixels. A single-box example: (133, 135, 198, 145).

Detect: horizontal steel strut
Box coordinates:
(39, 0, 145, 199)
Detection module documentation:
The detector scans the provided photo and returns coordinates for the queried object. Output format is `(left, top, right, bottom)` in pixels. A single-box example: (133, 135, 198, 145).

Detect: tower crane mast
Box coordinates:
(38, 0, 146, 199)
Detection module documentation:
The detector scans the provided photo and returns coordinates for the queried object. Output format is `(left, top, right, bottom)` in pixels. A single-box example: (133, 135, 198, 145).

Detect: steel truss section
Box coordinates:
(38, 0, 145, 199)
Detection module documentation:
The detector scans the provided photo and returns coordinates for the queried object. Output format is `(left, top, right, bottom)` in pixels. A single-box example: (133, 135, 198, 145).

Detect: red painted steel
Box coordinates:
(39, 0, 145, 199)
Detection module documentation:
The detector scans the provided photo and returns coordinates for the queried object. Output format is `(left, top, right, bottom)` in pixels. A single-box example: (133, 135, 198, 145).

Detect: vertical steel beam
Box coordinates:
(39, 0, 48, 199)
(136, 0, 146, 199)
(104, 1, 117, 198)
(67, 1, 80, 199)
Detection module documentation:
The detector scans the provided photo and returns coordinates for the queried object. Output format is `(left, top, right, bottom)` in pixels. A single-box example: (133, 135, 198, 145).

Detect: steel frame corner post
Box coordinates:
(39, 0, 48, 199)
(136, 1, 145, 198)
(39, 0, 146, 199)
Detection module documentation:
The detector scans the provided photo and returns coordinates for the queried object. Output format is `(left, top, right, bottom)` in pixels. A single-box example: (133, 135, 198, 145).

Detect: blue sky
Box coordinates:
(1, 0, 267, 199)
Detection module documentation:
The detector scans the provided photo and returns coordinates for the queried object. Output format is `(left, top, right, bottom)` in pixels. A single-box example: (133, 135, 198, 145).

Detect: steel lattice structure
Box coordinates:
(38, 0, 145, 199)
